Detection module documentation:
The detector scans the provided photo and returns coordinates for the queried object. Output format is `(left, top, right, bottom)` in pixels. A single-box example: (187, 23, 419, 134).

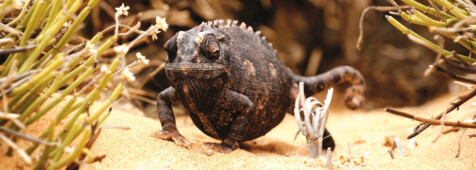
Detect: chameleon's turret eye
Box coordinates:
(204, 34, 220, 59)
(164, 35, 177, 62)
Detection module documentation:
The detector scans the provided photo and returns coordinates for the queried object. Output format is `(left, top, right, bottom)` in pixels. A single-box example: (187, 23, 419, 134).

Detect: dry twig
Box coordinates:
(407, 88, 476, 139)
(356, 5, 411, 50)
(385, 108, 476, 129)
(0, 127, 57, 146)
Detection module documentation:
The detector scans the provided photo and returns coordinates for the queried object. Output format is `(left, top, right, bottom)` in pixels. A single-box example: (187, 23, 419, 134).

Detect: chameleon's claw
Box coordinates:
(151, 130, 191, 149)
(200, 142, 235, 156)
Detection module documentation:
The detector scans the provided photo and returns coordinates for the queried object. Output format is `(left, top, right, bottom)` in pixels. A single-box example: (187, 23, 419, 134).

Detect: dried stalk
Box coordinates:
(0, 127, 57, 146)
(294, 82, 333, 158)
(385, 108, 476, 128)
(408, 88, 476, 139)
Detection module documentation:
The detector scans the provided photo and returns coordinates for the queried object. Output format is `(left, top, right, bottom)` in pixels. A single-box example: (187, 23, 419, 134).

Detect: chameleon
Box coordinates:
(151, 19, 365, 154)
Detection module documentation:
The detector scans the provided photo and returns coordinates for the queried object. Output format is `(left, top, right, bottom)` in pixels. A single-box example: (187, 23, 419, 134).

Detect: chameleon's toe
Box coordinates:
(151, 130, 191, 149)
(200, 142, 235, 156)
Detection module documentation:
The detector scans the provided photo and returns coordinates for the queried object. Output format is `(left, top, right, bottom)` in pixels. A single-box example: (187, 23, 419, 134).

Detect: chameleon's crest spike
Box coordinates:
(240, 22, 247, 29)
(198, 23, 206, 32)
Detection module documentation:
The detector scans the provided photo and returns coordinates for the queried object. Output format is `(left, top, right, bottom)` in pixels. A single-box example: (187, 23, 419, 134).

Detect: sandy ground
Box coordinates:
(1, 93, 475, 169)
(82, 93, 475, 169)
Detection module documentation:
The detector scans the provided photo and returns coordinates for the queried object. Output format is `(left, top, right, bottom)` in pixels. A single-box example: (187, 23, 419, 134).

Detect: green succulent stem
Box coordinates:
(387, 15, 476, 63)
(48, 127, 91, 170)
(1, 0, 142, 168)
(431, 0, 469, 19)
(86, 83, 123, 124)
(400, 12, 427, 26)
(0, 0, 13, 23)
(19, 0, 51, 47)
(33, 127, 54, 170)
(413, 11, 448, 27)
(6, 0, 32, 26)
(401, 0, 454, 19)
(25, 68, 94, 126)
(55, 96, 79, 123)
(10, 55, 63, 97)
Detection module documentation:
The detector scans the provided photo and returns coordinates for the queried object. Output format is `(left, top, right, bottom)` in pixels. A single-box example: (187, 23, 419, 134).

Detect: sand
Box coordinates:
(82, 93, 475, 169)
(1, 93, 475, 169)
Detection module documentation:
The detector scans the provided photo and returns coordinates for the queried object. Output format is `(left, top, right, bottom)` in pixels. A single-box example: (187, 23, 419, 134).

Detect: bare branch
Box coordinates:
(408, 88, 476, 139)
(0, 127, 57, 146)
(0, 134, 32, 164)
(356, 6, 411, 50)
(455, 128, 467, 158)
(0, 45, 36, 55)
(385, 108, 476, 128)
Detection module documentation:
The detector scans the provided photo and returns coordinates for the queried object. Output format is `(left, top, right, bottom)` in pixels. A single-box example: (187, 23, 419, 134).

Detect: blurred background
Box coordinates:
(88, 0, 459, 115)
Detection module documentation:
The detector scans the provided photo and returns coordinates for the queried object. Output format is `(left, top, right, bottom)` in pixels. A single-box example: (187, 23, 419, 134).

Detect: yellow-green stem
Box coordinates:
(18, 38, 56, 74)
(10, 55, 63, 96)
(401, 0, 454, 19)
(0, 0, 13, 21)
(25, 67, 94, 125)
(33, 127, 54, 170)
(401, 12, 427, 26)
(20, 0, 50, 46)
(86, 83, 123, 124)
(48, 127, 91, 170)
(6, 0, 32, 26)
(387, 15, 476, 63)
(432, 0, 469, 19)
(414, 11, 448, 27)
(55, 96, 78, 123)
(15, 72, 56, 121)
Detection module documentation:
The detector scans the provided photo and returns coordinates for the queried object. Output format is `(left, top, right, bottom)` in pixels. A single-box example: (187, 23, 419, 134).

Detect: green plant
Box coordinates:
(0, 0, 167, 168)
(364, 0, 476, 158)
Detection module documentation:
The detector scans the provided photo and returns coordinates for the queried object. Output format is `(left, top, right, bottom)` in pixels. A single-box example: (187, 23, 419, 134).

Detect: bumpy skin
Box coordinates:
(152, 20, 366, 153)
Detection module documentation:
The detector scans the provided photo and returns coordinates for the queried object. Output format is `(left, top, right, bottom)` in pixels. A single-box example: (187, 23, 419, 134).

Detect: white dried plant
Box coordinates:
(294, 82, 334, 158)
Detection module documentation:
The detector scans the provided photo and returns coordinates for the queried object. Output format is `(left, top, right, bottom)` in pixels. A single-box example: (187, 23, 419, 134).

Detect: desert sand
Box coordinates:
(1, 93, 475, 169)
(82, 93, 475, 169)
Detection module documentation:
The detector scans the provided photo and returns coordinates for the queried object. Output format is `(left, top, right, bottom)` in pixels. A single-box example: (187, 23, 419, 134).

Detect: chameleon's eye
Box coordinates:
(164, 35, 177, 62)
(205, 34, 220, 59)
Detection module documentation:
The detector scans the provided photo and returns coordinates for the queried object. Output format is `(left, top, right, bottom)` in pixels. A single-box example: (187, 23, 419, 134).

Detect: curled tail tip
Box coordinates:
(344, 85, 365, 109)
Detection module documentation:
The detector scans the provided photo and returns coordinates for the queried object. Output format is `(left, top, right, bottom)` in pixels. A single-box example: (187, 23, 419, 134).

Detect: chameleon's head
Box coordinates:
(163, 23, 230, 84)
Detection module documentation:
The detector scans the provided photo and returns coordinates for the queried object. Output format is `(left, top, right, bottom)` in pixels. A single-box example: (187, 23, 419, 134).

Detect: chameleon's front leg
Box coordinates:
(201, 90, 255, 154)
(151, 87, 191, 148)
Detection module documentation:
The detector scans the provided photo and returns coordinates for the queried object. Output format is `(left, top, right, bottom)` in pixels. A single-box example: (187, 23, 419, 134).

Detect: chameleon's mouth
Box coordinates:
(165, 63, 225, 71)
(165, 63, 227, 80)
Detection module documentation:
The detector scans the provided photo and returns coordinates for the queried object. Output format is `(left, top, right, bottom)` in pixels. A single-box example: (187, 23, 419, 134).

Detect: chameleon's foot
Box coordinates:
(200, 142, 237, 155)
(151, 130, 191, 149)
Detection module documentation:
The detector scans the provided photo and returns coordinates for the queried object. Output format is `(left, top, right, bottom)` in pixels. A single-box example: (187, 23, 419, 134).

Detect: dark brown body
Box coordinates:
(153, 20, 365, 152)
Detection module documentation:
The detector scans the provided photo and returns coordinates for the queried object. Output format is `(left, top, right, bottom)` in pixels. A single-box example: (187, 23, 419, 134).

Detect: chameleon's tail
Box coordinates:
(290, 65, 366, 109)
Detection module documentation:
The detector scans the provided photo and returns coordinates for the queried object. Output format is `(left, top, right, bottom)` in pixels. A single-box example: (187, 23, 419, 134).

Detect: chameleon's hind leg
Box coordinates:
(201, 90, 255, 155)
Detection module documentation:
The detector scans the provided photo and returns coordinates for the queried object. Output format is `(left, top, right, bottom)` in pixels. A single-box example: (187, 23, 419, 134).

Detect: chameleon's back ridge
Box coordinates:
(153, 19, 366, 153)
